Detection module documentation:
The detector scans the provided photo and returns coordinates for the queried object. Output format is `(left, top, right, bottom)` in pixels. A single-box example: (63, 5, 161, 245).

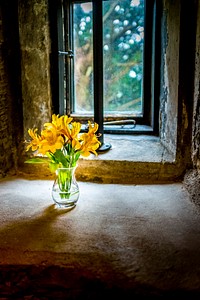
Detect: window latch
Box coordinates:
(58, 50, 74, 58)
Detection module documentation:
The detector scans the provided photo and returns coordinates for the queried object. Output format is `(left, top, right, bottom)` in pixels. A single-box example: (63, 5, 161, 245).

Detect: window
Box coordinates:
(54, 0, 160, 138)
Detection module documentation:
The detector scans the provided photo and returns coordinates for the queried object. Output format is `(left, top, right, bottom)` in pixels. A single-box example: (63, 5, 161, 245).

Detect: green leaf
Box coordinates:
(24, 158, 48, 164)
(74, 151, 81, 163)
(53, 149, 69, 167)
(46, 152, 59, 164)
(48, 162, 60, 173)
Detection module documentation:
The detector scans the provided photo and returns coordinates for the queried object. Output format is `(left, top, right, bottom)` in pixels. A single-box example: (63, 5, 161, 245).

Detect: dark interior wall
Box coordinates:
(192, 0, 200, 170)
(176, 0, 197, 168)
(0, 0, 23, 177)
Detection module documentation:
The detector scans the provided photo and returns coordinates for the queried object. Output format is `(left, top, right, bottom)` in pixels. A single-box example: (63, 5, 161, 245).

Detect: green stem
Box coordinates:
(57, 168, 74, 199)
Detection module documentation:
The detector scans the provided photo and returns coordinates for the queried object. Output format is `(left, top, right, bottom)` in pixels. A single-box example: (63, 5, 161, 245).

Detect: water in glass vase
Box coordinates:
(52, 167, 79, 208)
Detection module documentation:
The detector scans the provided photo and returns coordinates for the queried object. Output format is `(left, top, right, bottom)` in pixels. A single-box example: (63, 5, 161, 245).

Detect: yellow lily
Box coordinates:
(61, 121, 82, 142)
(87, 121, 99, 135)
(25, 115, 101, 170)
(80, 132, 101, 156)
(26, 128, 42, 152)
(39, 123, 64, 155)
(44, 114, 73, 134)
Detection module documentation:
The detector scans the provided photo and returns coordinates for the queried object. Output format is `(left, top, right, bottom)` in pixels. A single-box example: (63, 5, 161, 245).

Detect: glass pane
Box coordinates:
(72, 0, 144, 116)
(73, 2, 94, 114)
(103, 0, 144, 115)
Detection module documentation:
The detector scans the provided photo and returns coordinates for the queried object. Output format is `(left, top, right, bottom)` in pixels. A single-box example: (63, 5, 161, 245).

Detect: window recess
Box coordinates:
(55, 0, 160, 141)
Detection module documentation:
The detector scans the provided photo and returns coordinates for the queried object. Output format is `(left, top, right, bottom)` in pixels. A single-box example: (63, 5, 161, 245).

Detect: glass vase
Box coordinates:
(52, 167, 79, 208)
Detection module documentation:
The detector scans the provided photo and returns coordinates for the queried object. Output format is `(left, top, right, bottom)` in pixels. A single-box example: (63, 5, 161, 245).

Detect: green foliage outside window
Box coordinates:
(73, 0, 144, 114)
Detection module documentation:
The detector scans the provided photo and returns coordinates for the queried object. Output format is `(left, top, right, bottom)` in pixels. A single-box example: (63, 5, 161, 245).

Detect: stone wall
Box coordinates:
(159, 0, 180, 157)
(159, 0, 197, 172)
(18, 0, 52, 141)
(183, 0, 200, 206)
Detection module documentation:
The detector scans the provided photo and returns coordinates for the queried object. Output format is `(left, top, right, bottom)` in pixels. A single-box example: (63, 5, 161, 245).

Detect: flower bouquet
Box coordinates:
(25, 114, 101, 207)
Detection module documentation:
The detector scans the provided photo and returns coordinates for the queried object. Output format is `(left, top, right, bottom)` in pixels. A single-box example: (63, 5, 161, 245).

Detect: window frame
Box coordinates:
(53, 0, 160, 135)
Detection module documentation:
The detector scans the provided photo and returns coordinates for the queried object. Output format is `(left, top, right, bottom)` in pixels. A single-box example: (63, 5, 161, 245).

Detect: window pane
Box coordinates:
(103, 0, 144, 115)
(73, 2, 94, 114)
(72, 0, 144, 117)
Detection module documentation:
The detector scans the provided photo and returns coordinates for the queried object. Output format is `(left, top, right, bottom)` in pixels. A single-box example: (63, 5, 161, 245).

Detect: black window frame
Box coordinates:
(50, 0, 161, 136)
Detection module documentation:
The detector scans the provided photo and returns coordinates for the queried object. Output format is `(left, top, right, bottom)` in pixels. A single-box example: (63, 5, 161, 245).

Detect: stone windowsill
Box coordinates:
(18, 134, 185, 184)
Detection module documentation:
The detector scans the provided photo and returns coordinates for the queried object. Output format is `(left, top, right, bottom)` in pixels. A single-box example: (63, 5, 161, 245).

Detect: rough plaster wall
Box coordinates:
(18, 0, 52, 141)
(160, 0, 180, 156)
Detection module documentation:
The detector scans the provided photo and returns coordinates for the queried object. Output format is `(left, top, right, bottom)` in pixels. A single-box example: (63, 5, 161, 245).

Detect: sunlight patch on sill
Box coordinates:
(90, 134, 175, 163)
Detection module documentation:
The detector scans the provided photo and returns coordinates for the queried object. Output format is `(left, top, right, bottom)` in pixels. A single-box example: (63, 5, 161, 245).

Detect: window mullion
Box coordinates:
(63, 0, 74, 115)
(93, 0, 111, 150)
(57, 0, 65, 115)
(92, 0, 104, 144)
(151, 0, 161, 134)
(142, 0, 154, 126)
